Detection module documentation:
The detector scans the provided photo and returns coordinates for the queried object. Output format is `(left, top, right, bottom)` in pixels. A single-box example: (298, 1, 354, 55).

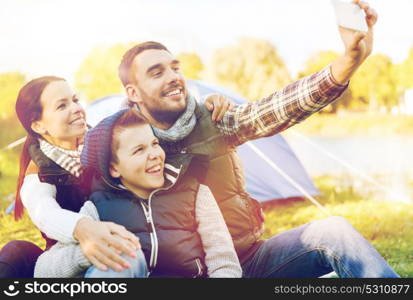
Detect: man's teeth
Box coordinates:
(165, 89, 181, 96)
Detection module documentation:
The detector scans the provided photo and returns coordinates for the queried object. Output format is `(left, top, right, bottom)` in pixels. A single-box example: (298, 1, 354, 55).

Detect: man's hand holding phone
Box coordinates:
(330, 0, 378, 85)
(332, 0, 369, 33)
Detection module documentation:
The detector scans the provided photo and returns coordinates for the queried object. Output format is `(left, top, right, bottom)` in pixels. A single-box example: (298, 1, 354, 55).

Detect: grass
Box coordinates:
(0, 151, 19, 199)
(0, 150, 46, 249)
(262, 176, 413, 277)
(0, 149, 412, 277)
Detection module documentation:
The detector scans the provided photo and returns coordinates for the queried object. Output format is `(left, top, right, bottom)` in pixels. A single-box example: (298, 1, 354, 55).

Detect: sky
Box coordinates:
(1, 0, 412, 84)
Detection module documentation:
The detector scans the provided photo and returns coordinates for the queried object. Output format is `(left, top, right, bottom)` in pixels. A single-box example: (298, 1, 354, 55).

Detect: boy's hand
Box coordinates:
(74, 217, 141, 272)
(204, 94, 236, 122)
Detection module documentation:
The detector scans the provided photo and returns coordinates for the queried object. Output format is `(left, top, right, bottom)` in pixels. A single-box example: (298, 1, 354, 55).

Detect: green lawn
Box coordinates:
(262, 176, 413, 277)
(0, 150, 46, 249)
(0, 161, 412, 277)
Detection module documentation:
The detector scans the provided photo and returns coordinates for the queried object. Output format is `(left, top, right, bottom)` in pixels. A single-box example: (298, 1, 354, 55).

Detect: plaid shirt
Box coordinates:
(216, 65, 348, 146)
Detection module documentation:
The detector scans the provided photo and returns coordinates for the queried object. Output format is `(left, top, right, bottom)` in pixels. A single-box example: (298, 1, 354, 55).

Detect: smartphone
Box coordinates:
(331, 0, 368, 32)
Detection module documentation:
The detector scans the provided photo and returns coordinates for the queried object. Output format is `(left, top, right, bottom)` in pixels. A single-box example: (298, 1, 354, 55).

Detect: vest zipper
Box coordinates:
(193, 258, 203, 278)
(139, 164, 183, 274)
(138, 201, 157, 274)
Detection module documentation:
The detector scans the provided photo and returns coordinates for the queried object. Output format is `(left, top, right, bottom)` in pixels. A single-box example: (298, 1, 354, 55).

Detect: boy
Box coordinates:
(34, 109, 241, 278)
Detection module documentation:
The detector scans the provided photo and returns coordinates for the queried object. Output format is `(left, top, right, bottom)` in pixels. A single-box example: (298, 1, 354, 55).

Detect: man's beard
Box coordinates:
(137, 85, 187, 125)
(148, 106, 186, 125)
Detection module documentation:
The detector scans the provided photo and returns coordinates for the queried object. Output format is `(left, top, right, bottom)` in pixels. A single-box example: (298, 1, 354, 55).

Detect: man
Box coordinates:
(86, 1, 395, 277)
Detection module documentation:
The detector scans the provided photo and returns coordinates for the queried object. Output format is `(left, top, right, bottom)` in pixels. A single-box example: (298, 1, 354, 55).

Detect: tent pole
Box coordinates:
(2, 136, 26, 151)
(246, 141, 332, 216)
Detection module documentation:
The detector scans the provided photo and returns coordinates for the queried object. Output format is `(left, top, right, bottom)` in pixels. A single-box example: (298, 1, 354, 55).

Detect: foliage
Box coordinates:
(298, 51, 407, 113)
(0, 72, 26, 120)
(72, 40, 411, 114)
(176, 52, 204, 79)
(0, 149, 45, 248)
(351, 54, 399, 111)
(395, 47, 413, 91)
(206, 38, 291, 101)
(75, 43, 135, 102)
(298, 50, 339, 78)
(0, 119, 25, 150)
(0, 208, 45, 250)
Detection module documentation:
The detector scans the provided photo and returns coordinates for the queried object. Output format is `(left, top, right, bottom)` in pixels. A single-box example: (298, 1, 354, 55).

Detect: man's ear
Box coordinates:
(109, 162, 121, 178)
(125, 84, 142, 106)
(31, 121, 47, 135)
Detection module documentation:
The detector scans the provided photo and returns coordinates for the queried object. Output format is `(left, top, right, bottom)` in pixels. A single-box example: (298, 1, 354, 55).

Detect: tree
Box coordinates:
(351, 54, 398, 111)
(0, 72, 27, 147)
(206, 38, 291, 101)
(298, 50, 339, 79)
(176, 52, 204, 79)
(298, 51, 352, 113)
(394, 47, 413, 91)
(0, 72, 26, 120)
(75, 43, 135, 102)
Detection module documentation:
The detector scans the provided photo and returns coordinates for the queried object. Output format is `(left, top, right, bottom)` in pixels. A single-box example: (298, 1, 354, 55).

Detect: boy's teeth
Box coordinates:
(147, 166, 161, 173)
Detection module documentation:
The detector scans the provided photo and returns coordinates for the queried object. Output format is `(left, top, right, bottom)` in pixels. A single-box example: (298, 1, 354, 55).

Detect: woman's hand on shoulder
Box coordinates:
(74, 217, 141, 271)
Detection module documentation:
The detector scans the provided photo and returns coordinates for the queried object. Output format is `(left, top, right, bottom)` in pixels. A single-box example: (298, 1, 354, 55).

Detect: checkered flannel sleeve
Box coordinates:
(216, 65, 348, 146)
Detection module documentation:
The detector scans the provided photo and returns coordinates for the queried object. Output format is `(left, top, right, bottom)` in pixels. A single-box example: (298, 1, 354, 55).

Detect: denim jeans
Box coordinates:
(84, 249, 148, 278)
(242, 216, 399, 278)
(0, 240, 43, 278)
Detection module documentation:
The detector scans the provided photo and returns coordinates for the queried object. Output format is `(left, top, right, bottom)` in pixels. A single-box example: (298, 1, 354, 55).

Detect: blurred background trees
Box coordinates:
(1, 40, 412, 143)
(176, 52, 204, 79)
(58, 39, 413, 114)
(75, 43, 135, 102)
(395, 47, 413, 91)
(205, 38, 291, 101)
(351, 54, 398, 112)
(0, 72, 27, 147)
(0, 72, 26, 120)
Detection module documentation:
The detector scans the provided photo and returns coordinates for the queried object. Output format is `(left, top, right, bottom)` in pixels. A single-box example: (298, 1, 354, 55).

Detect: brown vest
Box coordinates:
(159, 103, 264, 262)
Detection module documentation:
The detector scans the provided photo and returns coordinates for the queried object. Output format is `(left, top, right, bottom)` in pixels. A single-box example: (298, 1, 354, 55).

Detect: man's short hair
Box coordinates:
(118, 41, 170, 87)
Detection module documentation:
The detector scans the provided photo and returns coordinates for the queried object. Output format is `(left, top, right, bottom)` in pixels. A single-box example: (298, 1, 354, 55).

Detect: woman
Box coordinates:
(0, 76, 233, 277)
(0, 76, 140, 277)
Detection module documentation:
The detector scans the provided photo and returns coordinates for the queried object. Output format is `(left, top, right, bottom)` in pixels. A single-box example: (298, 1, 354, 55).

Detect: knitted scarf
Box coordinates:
(39, 139, 83, 178)
(151, 94, 197, 142)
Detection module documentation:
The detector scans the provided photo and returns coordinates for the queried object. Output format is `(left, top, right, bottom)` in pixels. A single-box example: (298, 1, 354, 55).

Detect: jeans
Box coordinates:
(84, 249, 148, 278)
(242, 216, 399, 278)
(0, 240, 43, 278)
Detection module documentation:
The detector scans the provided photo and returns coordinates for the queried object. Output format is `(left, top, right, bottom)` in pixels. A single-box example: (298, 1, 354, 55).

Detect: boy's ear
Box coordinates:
(109, 163, 121, 178)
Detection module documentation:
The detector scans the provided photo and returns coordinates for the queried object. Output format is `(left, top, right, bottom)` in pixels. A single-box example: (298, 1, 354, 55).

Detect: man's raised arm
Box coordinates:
(216, 66, 347, 146)
(217, 0, 377, 146)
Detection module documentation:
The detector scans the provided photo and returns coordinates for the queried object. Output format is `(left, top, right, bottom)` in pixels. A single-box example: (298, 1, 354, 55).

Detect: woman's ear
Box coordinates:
(31, 121, 47, 135)
(109, 163, 121, 178)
